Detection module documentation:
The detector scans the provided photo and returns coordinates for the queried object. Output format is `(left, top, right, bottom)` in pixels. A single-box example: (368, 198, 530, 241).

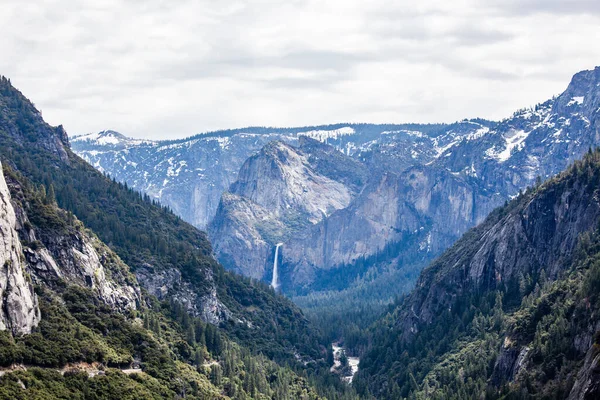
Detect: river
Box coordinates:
(331, 343, 359, 384)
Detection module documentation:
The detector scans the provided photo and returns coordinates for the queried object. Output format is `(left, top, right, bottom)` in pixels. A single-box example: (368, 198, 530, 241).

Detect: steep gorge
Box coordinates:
(355, 150, 600, 399)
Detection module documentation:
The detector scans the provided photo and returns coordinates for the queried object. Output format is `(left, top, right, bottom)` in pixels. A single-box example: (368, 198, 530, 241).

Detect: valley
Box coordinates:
(1, 62, 599, 399)
(0, 76, 360, 399)
(66, 66, 600, 399)
(2, 0, 600, 398)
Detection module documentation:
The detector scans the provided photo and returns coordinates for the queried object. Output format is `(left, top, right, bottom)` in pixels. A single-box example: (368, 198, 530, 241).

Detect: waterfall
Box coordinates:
(271, 243, 283, 290)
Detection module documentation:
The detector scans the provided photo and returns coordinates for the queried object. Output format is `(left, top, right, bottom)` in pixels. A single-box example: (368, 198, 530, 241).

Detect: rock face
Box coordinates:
(399, 172, 600, 338)
(282, 166, 498, 288)
(231, 140, 355, 225)
(208, 138, 365, 279)
(209, 192, 286, 279)
(5, 173, 141, 312)
(23, 225, 140, 311)
(0, 159, 143, 336)
(71, 130, 299, 229)
(490, 343, 530, 386)
(569, 343, 600, 400)
(135, 265, 231, 325)
(0, 161, 39, 335)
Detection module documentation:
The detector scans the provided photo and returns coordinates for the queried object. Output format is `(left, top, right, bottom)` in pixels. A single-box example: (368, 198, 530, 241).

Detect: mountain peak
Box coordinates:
(569, 65, 600, 87)
(71, 130, 128, 144)
(0, 76, 70, 160)
(71, 130, 156, 148)
(553, 66, 600, 115)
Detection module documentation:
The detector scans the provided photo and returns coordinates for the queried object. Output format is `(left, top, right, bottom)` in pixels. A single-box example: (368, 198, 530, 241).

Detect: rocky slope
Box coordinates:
(0, 166, 322, 400)
(71, 129, 295, 229)
(9, 171, 141, 312)
(354, 150, 600, 399)
(2, 162, 141, 320)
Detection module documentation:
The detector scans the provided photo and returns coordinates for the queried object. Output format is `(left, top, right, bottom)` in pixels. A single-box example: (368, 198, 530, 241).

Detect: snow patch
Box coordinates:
(567, 96, 584, 106)
(381, 130, 425, 138)
(72, 131, 155, 147)
(435, 140, 459, 157)
(465, 126, 490, 141)
(486, 129, 531, 162)
(204, 136, 231, 150)
(298, 127, 355, 142)
(167, 160, 187, 177)
(96, 135, 120, 145)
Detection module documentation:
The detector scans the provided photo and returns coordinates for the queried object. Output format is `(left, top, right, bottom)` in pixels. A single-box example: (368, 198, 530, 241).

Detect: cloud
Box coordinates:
(489, 0, 600, 16)
(0, 0, 599, 139)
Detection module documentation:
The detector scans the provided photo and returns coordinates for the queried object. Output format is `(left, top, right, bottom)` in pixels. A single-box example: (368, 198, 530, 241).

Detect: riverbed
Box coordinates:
(331, 343, 359, 383)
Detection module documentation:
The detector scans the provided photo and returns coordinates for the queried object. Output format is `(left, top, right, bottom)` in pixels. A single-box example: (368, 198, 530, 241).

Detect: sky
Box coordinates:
(1, 1, 599, 140)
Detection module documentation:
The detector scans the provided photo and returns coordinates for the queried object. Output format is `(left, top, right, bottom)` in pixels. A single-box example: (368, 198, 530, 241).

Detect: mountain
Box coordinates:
(70, 123, 463, 229)
(72, 120, 495, 287)
(0, 76, 357, 398)
(0, 162, 41, 335)
(353, 150, 600, 399)
(208, 137, 367, 280)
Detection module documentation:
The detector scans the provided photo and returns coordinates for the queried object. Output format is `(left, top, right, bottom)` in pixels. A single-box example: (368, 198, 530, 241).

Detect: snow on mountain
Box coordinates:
(486, 129, 531, 162)
(568, 96, 584, 106)
(298, 126, 356, 142)
(71, 130, 157, 147)
(70, 123, 486, 228)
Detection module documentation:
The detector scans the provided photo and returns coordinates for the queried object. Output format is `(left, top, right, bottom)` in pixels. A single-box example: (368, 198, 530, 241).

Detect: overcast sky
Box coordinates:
(1, 1, 599, 140)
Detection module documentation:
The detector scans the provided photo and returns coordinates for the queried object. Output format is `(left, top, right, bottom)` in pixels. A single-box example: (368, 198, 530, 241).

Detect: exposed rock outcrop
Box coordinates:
(0, 159, 143, 338)
(491, 339, 529, 386)
(209, 192, 285, 279)
(209, 139, 362, 281)
(5, 172, 141, 311)
(0, 161, 39, 335)
(569, 341, 600, 400)
(399, 173, 600, 339)
(135, 265, 231, 325)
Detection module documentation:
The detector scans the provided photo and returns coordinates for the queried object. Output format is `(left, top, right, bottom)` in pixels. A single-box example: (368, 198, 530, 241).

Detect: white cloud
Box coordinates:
(1, 0, 599, 139)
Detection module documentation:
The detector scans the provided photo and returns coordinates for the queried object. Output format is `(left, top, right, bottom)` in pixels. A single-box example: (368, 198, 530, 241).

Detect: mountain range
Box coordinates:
(72, 67, 600, 302)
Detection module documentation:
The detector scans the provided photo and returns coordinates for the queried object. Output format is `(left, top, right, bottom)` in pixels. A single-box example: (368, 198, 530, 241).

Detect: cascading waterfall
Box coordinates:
(271, 243, 283, 290)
